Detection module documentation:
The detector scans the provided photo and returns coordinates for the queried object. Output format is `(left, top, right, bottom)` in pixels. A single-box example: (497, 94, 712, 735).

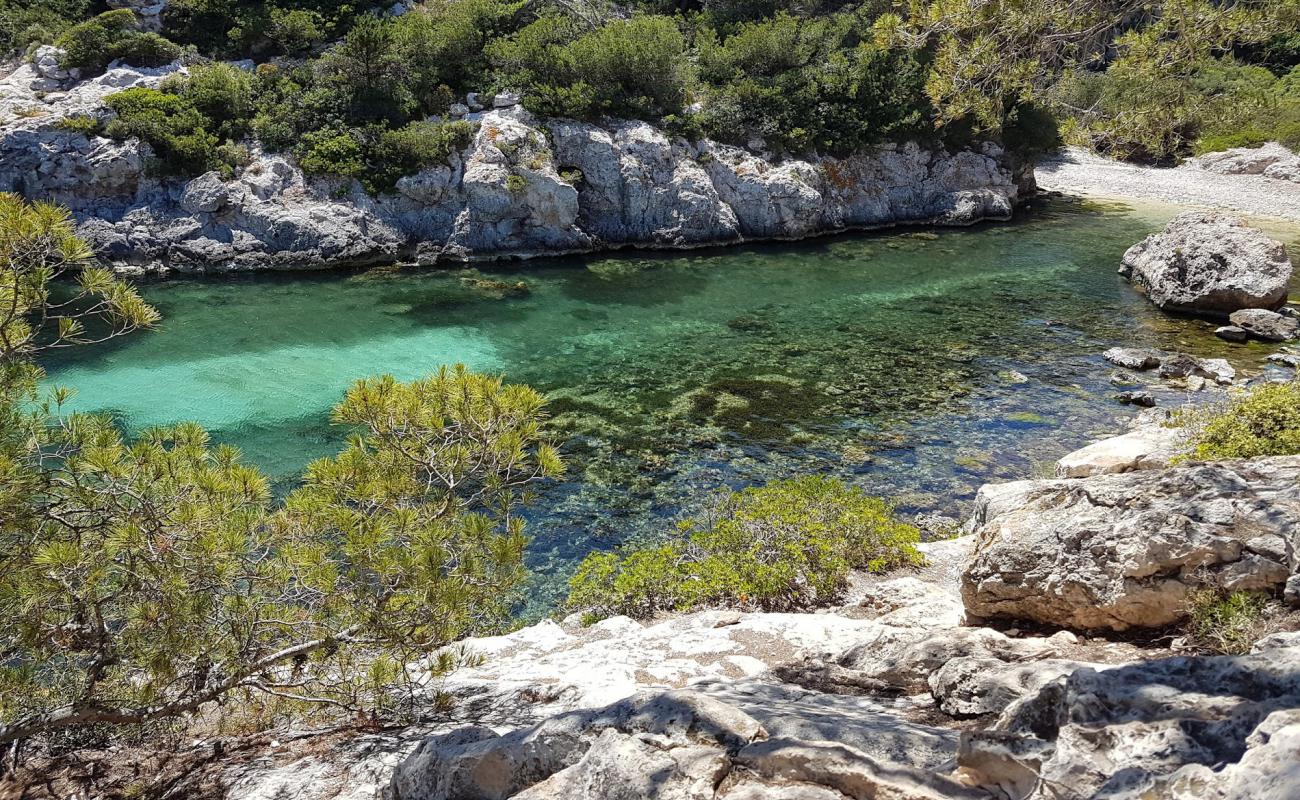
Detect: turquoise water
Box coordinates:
(43, 197, 1283, 609)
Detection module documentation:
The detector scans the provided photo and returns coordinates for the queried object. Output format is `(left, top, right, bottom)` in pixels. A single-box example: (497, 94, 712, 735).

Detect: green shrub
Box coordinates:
(368, 119, 476, 193)
(295, 127, 365, 180)
(104, 87, 224, 176)
(164, 61, 256, 141)
(1185, 589, 1273, 655)
(268, 7, 325, 55)
(488, 14, 689, 120)
(0, 0, 95, 55)
(567, 475, 923, 620)
(56, 113, 102, 137)
(1183, 381, 1300, 461)
(56, 10, 180, 75)
(694, 12, 930, 154)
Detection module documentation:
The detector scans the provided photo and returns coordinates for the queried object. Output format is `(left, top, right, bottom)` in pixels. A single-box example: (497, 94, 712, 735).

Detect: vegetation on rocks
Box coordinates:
(1182, 380, 1300, 461)
(1185, 588, 1276, 654)
(6, 0, 1295, 189)
(567, 475, 923, 620)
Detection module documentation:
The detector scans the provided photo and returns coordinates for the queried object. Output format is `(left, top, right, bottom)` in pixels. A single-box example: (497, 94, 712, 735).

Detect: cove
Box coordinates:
(42, 197, 1274, 612)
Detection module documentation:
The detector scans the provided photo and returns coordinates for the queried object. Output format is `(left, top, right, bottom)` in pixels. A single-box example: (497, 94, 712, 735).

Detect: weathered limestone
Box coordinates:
(962, 456, 1300, 630)
(959, 646, 1300, 800)
(1118, 212, 1292, 316)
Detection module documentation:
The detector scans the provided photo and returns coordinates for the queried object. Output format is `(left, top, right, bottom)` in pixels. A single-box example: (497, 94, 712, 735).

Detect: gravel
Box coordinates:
(1035, 147, 1300, 223)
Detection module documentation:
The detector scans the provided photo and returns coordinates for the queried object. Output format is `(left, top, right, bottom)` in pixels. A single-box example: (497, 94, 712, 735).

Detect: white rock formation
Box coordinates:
(1188, 141, 1300, 183)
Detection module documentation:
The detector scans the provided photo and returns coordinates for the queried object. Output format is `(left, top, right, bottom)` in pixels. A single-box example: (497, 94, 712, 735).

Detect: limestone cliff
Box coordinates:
(1, 59, 1026, 274)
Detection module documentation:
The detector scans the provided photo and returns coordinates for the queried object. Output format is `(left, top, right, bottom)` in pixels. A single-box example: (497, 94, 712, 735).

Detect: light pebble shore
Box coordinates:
(1035, 146, 1300, 224)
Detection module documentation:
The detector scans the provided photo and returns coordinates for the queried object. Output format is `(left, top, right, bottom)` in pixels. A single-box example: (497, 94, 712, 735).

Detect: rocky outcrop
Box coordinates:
(1, 60, 1024, 273)
(1118, 212, 1293, 316)
(962, 456, 1300, 630)
(959, 646, 1300, 800)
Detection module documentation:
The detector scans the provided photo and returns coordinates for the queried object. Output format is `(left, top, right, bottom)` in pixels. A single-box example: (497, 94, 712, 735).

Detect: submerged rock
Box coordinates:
(962, 456, 1300, 630)
(1119, 212, 1292, 316)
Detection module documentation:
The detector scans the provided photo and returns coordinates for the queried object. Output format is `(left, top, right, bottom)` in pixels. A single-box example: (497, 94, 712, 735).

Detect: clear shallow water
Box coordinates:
(44, 197, 1292, 610)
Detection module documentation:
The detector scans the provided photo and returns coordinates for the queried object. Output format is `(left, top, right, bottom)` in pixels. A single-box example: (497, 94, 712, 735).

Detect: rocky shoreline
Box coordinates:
(207, 431, 1300, 800)
(0, 59, 1028, 274)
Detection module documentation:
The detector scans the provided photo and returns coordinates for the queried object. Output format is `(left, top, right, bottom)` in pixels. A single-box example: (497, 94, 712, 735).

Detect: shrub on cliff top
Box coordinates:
(567, 475, 923, 620)
(56, 10, 180, 75)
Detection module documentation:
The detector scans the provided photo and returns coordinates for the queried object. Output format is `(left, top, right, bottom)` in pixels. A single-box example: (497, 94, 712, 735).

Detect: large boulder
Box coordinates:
(1118, 212, 1292, 316)
(1189, 142, 1300, 184)
(1054, 424, 1183, 477)
(962, 457, 1300, 631)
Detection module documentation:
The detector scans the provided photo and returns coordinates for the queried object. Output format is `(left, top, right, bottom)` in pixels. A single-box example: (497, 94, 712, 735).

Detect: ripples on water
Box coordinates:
(44, 197, 1298, 610)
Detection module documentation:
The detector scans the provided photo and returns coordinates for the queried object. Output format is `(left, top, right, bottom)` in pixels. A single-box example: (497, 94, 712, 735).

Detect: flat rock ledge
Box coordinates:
(0, 61, 1024, 273)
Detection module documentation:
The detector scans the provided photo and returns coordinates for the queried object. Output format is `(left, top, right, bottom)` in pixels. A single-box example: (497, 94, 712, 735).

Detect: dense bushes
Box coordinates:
(1182, 381, 1300, 461)
(567, 475, 923, 620)
(489, 14, 689, 120)
(56, 9, 180, 74)
(0, 0, 95, 55)
(694, 11, 930, 154)
(105, 87, 227, 176)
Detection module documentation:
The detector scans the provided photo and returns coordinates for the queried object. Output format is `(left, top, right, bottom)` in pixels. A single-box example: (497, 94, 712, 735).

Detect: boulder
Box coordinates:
(962, 456, 1300, 630)
(1102, 347, 1161, 370)
(1189, 142, 1300, 182)
(1119, 212, 1292, 316)
(179, 171, 231, 214)
(1054, 424, 1182, 477)
(1228, 308, 1300, 342)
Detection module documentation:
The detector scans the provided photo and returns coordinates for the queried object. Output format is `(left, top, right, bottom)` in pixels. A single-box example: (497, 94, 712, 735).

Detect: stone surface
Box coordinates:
(1118, 211, 1292, 316)
(1215, 325, 1251, 342)
(962, 456, 1300, 630)
(1102, 347, 1161, 370)
(960, 646, 1300, 800)
(1228, 308, 1300, 341)
(1189, 142, 1300, 183)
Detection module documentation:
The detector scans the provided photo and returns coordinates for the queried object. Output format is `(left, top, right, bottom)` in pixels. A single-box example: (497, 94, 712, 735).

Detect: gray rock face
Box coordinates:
(960, 646, 1300, 800)
(1228, 308, 1300, 341)
(2, 65, 1024, 272)
(962, 456, 1300, 630)
(1119, 212, 1293, 316)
